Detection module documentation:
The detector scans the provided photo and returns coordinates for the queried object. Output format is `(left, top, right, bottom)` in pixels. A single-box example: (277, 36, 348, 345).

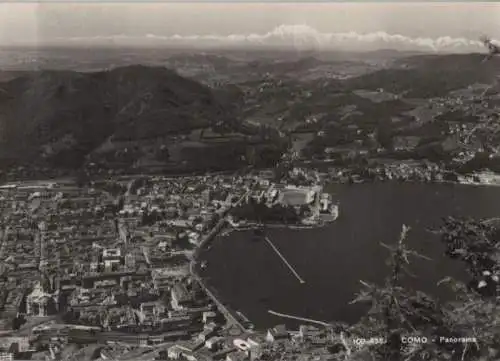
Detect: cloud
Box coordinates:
(56, 24, 491, 53)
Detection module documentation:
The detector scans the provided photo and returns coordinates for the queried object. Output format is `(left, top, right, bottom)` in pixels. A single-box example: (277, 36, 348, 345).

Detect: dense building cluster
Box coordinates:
(0, 173, 345, 361)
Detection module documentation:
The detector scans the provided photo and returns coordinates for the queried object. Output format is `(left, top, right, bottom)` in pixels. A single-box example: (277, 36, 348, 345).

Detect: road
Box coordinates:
(36, 326, 195, 345)
(0, 225, 9, 260)
(189, 188, 252, 334)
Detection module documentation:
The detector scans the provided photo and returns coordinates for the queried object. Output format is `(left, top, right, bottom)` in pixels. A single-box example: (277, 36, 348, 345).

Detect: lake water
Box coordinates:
(200, 183, 500, 330)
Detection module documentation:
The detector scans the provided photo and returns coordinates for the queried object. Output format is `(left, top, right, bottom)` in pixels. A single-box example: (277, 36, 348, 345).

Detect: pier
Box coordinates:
(264, 236, 306, 284)
(268, 310, 331, 327)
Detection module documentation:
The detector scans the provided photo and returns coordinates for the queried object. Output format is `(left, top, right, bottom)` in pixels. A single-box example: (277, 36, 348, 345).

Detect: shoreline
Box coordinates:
(3, 173, 498, 334)
(189, 217, 251, 333)
(2, 168, 500, 188)
(321, 178, 500, 188)
(219, 221, 329, 239)
(194, 181, 500, 333)
(190, 191, 253, 333)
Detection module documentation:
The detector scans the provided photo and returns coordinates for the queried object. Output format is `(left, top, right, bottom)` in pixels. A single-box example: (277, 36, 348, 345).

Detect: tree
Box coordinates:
(434, 217, 500, 283)
(349, 219, 500, 360)
(351, 225, 437, 361)
(376, 123, 394, 151)
(12, 316, 22, 331)
(155, 145, 170, 161)
(299, 205, 310, 217)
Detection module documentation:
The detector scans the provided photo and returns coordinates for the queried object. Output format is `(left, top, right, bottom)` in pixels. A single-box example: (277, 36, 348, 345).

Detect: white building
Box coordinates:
(205, 336, 224, 351)
(26, 282, 57, 317)
(0, 353, 13, 361)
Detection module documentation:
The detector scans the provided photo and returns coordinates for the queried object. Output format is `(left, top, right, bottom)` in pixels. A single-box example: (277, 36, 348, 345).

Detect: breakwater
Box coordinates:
(268, 310, 331, 327)
(201, 183, 500, 329)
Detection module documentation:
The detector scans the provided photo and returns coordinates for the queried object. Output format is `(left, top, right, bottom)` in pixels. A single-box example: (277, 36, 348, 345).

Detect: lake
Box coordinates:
(200, 182, 500, 329)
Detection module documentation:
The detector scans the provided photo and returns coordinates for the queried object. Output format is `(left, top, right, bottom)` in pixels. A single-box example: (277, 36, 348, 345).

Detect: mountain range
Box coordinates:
(1, 51, 500, 176)
(0, 65, 233, 170)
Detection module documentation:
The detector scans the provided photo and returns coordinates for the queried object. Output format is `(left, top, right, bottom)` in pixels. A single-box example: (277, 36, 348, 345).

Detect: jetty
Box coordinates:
(264, 236, 306, 284)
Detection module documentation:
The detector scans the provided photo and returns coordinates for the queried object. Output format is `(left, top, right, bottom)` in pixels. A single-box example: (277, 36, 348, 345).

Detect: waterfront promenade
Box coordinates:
(190, 189, 252, 334)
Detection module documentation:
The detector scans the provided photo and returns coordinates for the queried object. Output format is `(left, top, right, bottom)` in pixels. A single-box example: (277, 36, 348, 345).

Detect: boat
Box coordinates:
(201, 261, 208, 269)
(329, 203, 339, 220)
(252, 224, 265, 241)
(236, 311, 254, 330)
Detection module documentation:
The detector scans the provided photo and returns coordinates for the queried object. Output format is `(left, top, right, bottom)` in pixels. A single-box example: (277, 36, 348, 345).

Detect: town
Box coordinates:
(2, 3, 500, 360)
(0, 171, 342, 361)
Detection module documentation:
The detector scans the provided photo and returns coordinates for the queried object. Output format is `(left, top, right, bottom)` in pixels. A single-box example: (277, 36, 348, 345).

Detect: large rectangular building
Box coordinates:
(171, 283, 193, 310)
(278, 187, 315, 207)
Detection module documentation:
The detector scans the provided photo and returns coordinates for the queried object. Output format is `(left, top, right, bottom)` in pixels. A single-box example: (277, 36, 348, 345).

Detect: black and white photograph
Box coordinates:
(0, 1, 500, 360)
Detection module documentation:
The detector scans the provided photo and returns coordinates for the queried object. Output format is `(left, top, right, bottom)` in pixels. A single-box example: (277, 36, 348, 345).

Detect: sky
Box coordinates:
(1, 2, 499, 52)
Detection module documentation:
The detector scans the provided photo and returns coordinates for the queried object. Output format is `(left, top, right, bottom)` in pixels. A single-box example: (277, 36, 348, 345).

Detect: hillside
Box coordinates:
(2, 52, 500, 177)
(0, 65, 236, 170)
(346, 53, 500, 98)
(296, 53, 500, 172)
